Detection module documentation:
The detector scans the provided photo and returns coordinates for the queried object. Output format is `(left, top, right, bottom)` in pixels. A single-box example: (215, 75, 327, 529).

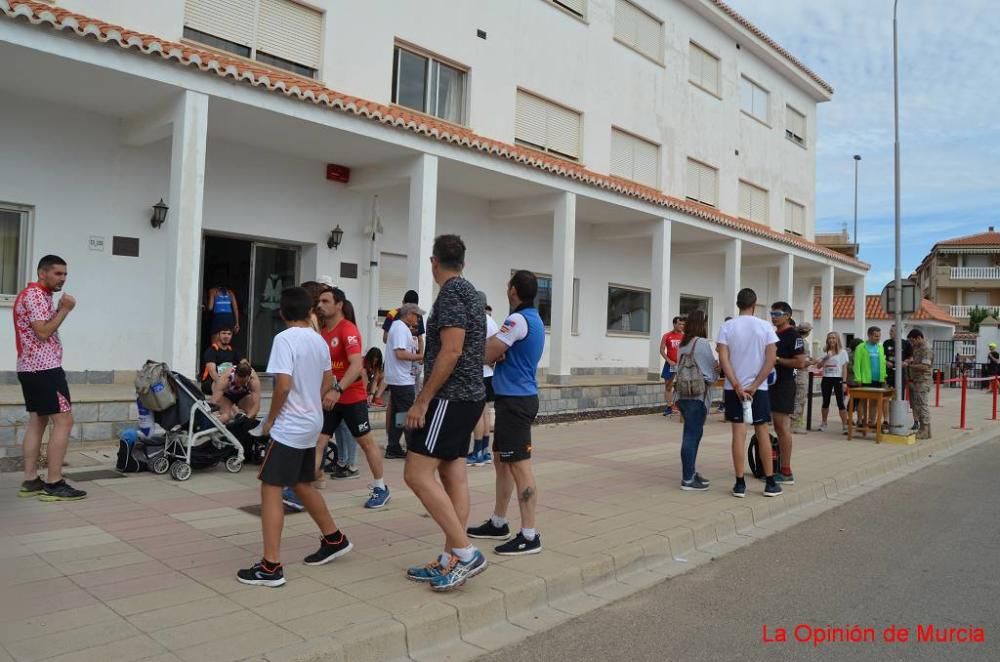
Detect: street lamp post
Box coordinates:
(852, 155, 861, 250)
(890, 0, 907, 434)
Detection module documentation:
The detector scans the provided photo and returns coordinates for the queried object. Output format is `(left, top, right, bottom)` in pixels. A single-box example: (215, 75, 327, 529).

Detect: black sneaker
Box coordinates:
(38, 480, 87, 502)
(681, 477, 710, 491)
(467, 519, 511, 540)
(329, 465, 360, 479)
(236, 559, 286, 587)
(303, 531, 353, 566)
(19, 477, 45, 498)
(763, 482, 784, 498)
(384, 448, 407, 459)
(495, 532, 542, 556)
(694, 472, 711, 486)
(732, 481, 747, 498)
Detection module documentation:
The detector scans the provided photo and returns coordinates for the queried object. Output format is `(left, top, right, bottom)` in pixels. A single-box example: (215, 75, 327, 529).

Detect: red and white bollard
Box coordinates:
(958, 375, 968, 430)
(935, 370, 941, 408)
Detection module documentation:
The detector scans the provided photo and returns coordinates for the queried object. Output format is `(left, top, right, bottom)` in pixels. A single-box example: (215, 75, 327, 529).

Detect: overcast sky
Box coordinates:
(724, 0, 999, 292)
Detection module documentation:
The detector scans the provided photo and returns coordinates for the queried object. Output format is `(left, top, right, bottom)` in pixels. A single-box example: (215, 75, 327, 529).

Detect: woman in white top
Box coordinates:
(817, 332, 850, 432)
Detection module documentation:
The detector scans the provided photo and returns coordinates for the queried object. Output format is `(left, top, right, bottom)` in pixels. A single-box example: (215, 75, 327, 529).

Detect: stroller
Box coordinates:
(144, 370, 245, 481)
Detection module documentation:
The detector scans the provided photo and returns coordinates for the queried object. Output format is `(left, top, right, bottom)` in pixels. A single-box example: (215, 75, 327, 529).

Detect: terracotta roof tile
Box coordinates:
(1, 0, 859, 267)
(814, 295, 959, 326)
(935, 230, 1000, 247)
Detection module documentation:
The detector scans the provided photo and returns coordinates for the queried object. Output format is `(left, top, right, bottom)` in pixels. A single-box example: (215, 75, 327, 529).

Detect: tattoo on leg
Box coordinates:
(518, 487, 535, 503)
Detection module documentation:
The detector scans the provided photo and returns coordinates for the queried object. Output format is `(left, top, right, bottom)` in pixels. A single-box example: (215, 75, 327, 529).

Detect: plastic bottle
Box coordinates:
(742, 396, 754, 424)
(136, 398, 154, 438)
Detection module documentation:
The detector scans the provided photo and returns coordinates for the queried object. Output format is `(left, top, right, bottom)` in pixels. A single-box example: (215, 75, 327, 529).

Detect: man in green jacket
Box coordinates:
(852, 326, 887, 426)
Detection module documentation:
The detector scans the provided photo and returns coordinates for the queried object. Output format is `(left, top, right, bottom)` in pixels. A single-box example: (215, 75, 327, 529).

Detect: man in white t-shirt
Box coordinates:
(716, 288, 780, 499)
(384, 303, 424, 458)
(237, 287, 353, 588)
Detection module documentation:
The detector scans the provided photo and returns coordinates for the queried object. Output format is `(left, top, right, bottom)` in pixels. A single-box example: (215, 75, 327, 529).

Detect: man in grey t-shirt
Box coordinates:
(403, 234, 488, 592)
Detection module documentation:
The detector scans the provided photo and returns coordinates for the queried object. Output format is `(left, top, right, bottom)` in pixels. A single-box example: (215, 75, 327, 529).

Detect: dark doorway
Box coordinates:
(201, 236, 252, 366)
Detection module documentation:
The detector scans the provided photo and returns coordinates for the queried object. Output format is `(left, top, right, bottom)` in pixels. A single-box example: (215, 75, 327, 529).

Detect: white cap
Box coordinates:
(316, 275, 334, 286)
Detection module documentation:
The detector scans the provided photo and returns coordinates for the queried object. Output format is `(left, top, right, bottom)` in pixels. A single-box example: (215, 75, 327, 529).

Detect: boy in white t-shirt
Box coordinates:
(237, 287, 353, 588)
(716, 288, 780, 499)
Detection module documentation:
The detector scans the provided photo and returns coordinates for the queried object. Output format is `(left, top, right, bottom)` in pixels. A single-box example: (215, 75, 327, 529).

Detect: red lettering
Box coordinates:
(761, 625, 787, 643)
(794, 624, 812, 643)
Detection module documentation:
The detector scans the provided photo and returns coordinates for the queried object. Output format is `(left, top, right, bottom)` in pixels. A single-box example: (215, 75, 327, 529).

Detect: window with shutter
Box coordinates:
(614, 0, 663, 63)
(685, 158, 718, 207)
(739, 180, 768, 223)
(183, 0, 322, 78)
(549, 0, 586, 17)
(688, 42, 720, 96)
(515, 90, 581, 160)
(785, 105, 806, 146)
(378, 253, 407, 320)
(611, 129, 659, 188)
(784, 199, 805, 235)
(740, 76, 769, 124)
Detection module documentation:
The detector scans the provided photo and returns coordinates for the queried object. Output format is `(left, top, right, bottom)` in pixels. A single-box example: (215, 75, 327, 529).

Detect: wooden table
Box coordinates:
(847, 387, 895, 442)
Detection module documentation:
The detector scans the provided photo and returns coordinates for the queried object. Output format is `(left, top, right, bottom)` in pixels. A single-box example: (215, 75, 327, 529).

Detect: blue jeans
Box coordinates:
(676, 399, 707, 482)
(335, 422, 357, 467)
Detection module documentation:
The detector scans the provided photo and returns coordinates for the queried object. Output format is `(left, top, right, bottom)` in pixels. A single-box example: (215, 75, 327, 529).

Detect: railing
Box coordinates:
(949, 304, 1000, 318)
(950, 266, 1000, 279)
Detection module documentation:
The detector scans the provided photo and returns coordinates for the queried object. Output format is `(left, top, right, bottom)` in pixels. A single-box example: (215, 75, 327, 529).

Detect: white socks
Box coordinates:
(521, 528, 537, 541)
(490, 514, 508, 528)
(372, 478, 386, 489)
(452, 546, 475, 563)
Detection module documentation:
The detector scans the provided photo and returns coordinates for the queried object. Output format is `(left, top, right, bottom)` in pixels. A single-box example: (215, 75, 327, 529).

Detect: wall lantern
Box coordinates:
(150, 199, 169, 229)
(327, 225, 344, 250)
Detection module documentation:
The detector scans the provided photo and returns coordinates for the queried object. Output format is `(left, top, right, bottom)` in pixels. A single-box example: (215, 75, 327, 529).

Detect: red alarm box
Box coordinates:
(326, 163, 350, 183)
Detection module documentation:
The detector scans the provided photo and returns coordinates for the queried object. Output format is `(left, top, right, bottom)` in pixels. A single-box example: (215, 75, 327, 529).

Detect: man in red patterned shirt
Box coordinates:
(13, 255, 86, 501)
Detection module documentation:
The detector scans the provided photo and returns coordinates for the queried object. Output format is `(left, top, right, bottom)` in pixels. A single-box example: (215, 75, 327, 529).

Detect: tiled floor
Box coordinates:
(0, 388, 992, 662)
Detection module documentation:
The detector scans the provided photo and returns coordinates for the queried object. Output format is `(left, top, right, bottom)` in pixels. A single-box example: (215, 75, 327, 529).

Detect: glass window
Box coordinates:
(679, 295, 710, 327)
(510, 271, 578, 332)
(740, 76, 769, 123)
(393, 46, 467, 124)
(0, 206, 28, 297)
(607, 285, 651, 334)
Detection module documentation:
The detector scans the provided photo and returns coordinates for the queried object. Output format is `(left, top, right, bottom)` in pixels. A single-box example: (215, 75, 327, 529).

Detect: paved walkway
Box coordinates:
(0, 389, 994, 662)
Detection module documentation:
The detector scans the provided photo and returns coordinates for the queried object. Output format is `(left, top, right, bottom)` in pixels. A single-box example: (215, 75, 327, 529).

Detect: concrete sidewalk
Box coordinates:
(1, 389, 996, 662)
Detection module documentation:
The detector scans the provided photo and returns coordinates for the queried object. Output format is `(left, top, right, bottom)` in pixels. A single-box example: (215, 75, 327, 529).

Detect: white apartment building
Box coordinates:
(0, 0, 869, 382)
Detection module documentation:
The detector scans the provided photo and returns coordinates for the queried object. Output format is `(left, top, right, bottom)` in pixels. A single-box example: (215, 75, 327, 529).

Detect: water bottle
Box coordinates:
(136, 398, 153, 437)
(741, 396, 754, 423)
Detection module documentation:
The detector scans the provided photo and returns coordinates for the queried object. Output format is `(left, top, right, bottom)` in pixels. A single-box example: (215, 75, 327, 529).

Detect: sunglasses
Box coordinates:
(769, 310, 788, 317)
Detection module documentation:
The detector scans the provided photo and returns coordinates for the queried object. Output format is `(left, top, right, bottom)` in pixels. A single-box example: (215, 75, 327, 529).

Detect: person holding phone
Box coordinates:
(384, 303, 425, 458)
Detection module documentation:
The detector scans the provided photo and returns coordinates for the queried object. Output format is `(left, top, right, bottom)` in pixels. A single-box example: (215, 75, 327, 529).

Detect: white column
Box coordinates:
(407, 154, 437, 304)
(854, 275, 867, 339)
(723, 239, 742, 318)
(777, 253, 795, 305)
(648, 219, 672, 379)
(820, 265, 835, 340)
(164, 91, 208, 376)
(548, 192, 576, 384)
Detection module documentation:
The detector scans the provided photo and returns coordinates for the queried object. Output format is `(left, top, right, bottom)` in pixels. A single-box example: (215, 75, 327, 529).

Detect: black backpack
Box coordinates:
(747, 432, 780, 480)
(116, 437, 149, 473)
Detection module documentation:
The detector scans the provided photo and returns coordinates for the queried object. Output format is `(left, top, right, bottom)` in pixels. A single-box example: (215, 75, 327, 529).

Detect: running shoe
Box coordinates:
(663, 407, 674, 417)
(763, 482, 784, 497)
(465, 450, 483, 467)
(282, 487, 305, 512)
(774, 472, 795, 485)
(694, 472, 711, 485)
(330, 464, 360, 480)
(732, 481, 747, 498)
(19, 477, 45, 498)
(407, 557, 448, 583)
(817, 423, 827, 432)
(384, 448, 407, 459)
(429, 551, 487, 592)
(681, 477, 710, 491)
(481, 450, 494, 465)
(467, 519, 512, 540)
(236, 559, 286, 587)
(495, 532, 542, 556)
(365, 485, 391, 509)
(303, 531, 353, 566)
(37, 480, 87, 502)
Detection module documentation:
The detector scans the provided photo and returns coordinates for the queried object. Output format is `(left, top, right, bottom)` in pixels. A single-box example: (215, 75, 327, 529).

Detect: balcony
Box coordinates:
(951, 267, 1000, 280)
(949, 305, 1000, 318)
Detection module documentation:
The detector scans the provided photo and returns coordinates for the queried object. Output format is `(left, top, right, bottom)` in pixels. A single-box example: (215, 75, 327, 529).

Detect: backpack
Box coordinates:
(135, 360, 177, 412)
(674, 339, 707, 400)
(116, 429, 148, 473)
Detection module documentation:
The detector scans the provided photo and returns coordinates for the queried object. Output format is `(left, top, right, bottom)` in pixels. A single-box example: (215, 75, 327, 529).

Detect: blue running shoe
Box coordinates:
(430, 550, 487, 592)
(481, 450, 493, 465)
(466, 450, 481, 467)
(365, 484, 391, 509)
(282, 487, 304, 512)
(407, 557, 447, 583)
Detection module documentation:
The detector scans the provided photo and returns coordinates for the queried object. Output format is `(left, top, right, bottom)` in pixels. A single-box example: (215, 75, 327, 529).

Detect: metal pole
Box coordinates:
(853, 155, 861, 248)
(890, 0, 907, 434)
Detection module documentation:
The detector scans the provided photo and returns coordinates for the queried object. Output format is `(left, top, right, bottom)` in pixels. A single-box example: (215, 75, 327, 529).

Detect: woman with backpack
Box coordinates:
(674, 310, 719, 491)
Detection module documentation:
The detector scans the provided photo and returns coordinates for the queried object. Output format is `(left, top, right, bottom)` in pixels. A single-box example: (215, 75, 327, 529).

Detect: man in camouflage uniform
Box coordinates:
(793, 322, 813, 433)
(906, 328, 933, 439)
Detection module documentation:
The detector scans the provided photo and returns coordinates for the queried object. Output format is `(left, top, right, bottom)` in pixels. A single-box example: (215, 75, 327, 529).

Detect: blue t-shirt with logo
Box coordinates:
(866, 342, 882, 382)
(492, 306, 544, 397)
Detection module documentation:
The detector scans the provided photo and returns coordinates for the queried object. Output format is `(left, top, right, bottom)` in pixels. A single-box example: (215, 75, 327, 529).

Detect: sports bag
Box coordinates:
(135, 361, 176, 412)
(674, 339, 707, 400)
(116, 429, 148, 473)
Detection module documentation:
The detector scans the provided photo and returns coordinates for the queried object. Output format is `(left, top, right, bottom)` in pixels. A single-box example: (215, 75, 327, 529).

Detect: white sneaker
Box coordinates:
(249, 419, 266, 437)
(817, 423, 827, 432)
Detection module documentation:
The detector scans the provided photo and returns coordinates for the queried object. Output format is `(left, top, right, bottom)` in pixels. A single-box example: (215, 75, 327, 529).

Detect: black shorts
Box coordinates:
(223, 390, 250, 405)
(723, 389, 771, 424)
(322, 400, 372, 438)
(257, 439, 315, 487)
(769, 378, 796, 415)
(408, 399, 485, 461)
(484, 377, 495, 403)
(17, 367, 72, 416)
(493, 395, 539, 463)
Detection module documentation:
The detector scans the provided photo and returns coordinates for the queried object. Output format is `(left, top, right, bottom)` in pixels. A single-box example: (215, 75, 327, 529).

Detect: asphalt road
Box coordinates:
(483, 440, 1000, 662)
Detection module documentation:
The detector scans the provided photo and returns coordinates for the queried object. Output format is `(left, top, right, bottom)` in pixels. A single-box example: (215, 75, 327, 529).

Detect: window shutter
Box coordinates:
(699, 162, 717, 206)
(614, 0, 638, 47)
(786, 106, 805, 140)
(686, 158, 700, 200)
(785, 200, 805, 234)
(751, 186, 768, 223)
(632, 137, 658, 188)
(610, 129, 632, 180)
(378, 254, 407, 314)
(615, 0, 661, 61)
(255, 0, 323, 69)
(701, 50, 719, 94)
(555, 0, 586, 15)
(184, 0, 256, 47)
(515, 91, 549, 149)
(546, 102, 581, 159)
(688, 43, 701, 83)
(739, 181, 752, 219)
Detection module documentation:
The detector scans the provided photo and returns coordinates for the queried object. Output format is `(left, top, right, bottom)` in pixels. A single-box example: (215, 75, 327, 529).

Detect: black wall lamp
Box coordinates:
(150, 199, 169, 229)
(327, 225, 344, 250)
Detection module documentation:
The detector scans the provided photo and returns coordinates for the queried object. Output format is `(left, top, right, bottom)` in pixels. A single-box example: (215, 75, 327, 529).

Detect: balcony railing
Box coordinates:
(950, 267, 1000, 280)
(950, 304, 1000, 318)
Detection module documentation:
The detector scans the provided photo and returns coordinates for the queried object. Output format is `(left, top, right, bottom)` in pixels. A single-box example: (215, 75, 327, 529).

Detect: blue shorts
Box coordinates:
(662, 364, 675, 380)
(723, 389, 772, 424)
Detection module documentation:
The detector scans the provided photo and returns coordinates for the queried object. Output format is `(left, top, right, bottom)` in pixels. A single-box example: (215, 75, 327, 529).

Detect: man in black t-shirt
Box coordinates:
(770, 302, 806, 485)
(201, 327, 242, 394)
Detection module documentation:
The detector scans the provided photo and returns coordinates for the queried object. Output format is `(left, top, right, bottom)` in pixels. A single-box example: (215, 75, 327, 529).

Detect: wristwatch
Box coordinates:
(333, 383, 343, 393)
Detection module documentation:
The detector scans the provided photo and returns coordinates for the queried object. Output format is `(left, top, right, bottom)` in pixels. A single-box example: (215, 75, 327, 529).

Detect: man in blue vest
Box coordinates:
(467, 270, 545, 555)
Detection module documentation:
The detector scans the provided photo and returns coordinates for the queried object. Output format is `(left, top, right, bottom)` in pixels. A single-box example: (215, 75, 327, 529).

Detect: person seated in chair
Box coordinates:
(201, 327, 241, 395)
(211, 359, 261, 424)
